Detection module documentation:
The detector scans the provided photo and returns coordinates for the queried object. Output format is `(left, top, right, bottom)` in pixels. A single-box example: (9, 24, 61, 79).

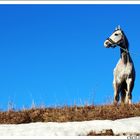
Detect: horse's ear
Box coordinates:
(115, 25, 121, 30)
(118, 25, 121, 30)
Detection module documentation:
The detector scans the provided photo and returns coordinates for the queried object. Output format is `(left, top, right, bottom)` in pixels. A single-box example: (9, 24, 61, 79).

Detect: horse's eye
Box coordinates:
(114, 33, 118, 36)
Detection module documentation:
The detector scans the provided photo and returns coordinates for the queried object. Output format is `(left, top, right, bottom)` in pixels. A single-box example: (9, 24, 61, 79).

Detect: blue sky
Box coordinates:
(0, 4, 140, 110)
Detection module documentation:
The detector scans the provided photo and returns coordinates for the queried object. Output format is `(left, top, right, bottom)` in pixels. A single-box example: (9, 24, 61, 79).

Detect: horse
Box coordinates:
(104, 26, 135, 105)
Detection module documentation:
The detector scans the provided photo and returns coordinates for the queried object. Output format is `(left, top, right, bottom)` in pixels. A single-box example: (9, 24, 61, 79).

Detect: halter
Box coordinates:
(119, 46, 129, 53)
(107, 37, 118, 46)
(106, 28, 123, 45)
(106, 34, 129, 53)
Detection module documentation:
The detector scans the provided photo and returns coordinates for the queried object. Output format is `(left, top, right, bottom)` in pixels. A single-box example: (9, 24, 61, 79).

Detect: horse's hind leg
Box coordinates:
(121, 89, 126, 104)
(121, 82, 127, 104)
(125, 78, 134, 104)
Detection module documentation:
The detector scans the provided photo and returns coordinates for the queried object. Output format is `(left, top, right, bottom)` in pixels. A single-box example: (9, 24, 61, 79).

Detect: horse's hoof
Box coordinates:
(128, 100, 132, 105)
(113, 101, 118, 106)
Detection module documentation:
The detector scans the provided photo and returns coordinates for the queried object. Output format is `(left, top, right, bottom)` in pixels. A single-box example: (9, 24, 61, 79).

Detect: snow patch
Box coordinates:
(0, 117, 140, 136)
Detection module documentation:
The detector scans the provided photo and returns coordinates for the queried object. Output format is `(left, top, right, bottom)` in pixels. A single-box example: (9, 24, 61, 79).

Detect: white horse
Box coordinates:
(104, 26, 135, 105)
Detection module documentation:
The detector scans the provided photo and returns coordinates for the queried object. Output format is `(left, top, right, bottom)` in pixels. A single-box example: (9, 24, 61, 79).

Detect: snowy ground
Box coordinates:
(0, 117, 140, 136)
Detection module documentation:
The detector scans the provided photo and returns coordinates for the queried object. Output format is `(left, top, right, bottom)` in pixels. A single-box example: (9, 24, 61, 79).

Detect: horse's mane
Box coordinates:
(121, 30, 129, 49)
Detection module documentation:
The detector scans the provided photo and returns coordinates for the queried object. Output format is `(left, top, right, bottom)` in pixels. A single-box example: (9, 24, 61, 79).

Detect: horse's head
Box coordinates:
(104, 25, 124, 48)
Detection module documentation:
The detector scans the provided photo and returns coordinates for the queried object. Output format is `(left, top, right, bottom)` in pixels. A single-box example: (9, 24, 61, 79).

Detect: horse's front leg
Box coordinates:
(113, 81, 120, 105)
(125, 78, 133, 104)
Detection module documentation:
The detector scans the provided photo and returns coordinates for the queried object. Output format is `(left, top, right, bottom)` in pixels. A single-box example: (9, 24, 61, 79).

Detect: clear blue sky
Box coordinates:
(0, 4, 140, 110)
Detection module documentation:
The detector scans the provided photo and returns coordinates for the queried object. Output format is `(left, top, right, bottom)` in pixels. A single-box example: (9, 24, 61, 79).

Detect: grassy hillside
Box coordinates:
(0, 103, 140, 124)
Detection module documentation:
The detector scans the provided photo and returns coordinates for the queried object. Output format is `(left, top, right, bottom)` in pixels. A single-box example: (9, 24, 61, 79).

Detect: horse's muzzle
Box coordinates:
(104, 40, 111, 48)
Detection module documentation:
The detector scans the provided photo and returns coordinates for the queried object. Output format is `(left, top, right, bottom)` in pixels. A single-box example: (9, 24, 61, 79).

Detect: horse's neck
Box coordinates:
(120, 45, 130, 64)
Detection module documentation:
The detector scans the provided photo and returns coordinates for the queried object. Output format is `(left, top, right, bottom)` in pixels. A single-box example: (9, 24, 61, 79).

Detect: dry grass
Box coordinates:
(87, 129, 114, 136)
(87, 129, 140, 136)
(0, 103, 140, 124)
(1, 103, 140, 136)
